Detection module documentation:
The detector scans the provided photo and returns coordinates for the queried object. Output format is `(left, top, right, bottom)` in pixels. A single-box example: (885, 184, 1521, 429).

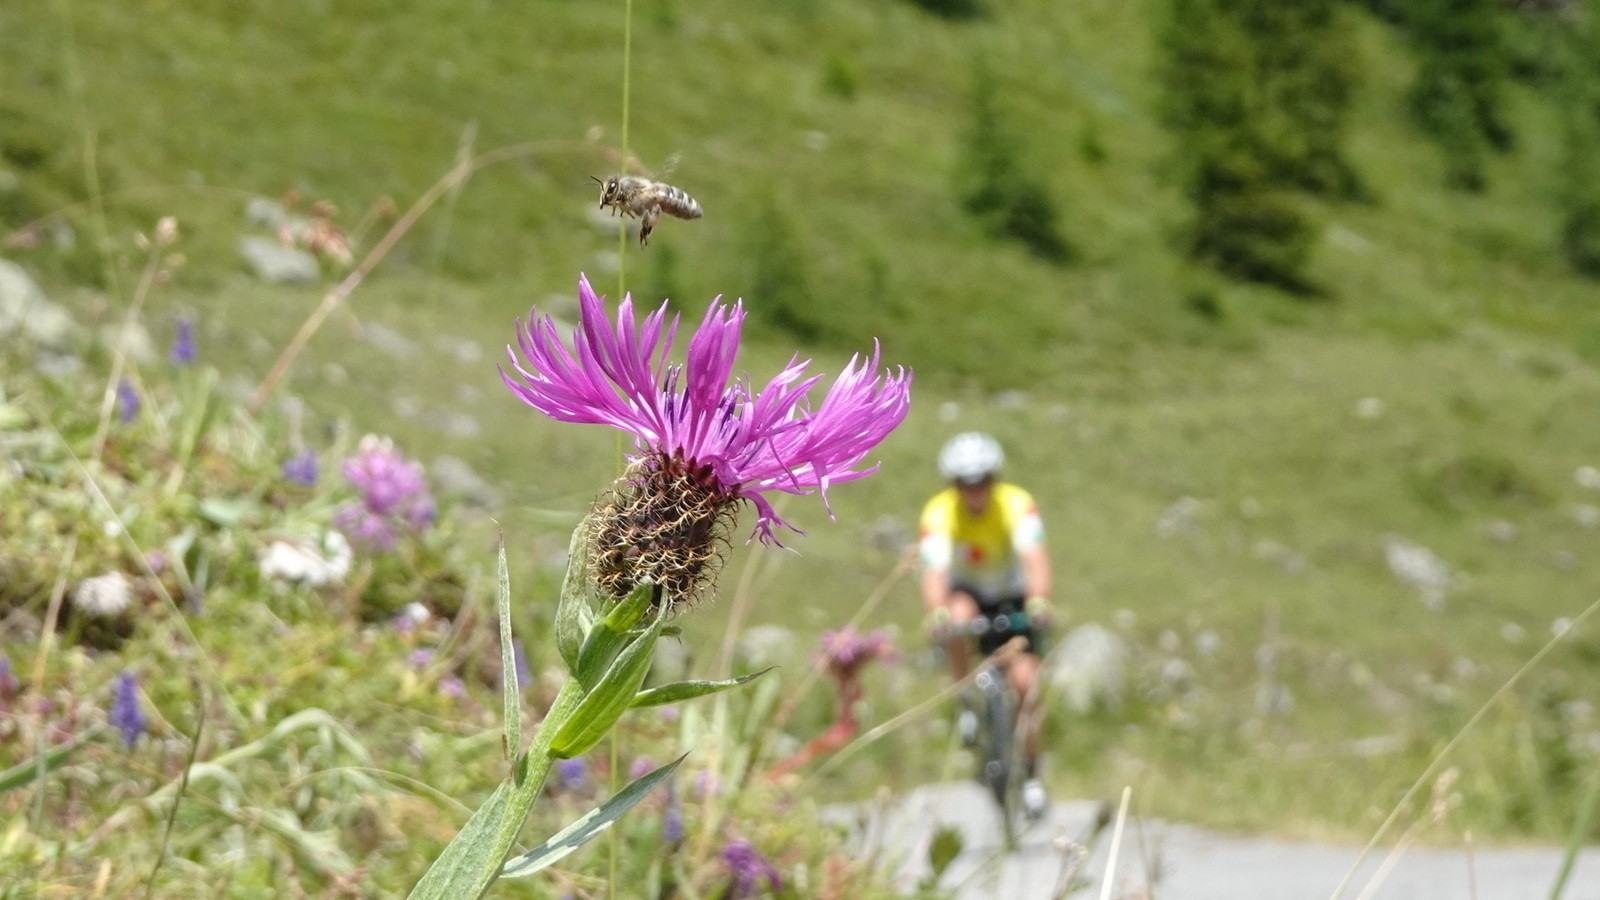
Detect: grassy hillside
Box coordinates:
(5, 0, 1600, 853)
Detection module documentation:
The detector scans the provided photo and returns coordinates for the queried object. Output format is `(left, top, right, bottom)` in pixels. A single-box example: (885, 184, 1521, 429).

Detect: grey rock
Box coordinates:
(359, 321, 417, 357)
(1049, 623, 1127, 712)
(429, 455, 500, 510)
(99, 321, 156, 364)
(239, 235, 318, 283)
(0, 259, 79, 349)
(736, 625, 798, 668)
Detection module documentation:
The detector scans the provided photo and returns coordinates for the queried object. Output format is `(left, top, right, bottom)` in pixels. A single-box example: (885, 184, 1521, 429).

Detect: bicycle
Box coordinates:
(935, 608, 1047, 834)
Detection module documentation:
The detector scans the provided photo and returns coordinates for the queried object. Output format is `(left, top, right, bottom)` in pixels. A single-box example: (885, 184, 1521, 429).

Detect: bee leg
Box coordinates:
(638, 206, 660, 247)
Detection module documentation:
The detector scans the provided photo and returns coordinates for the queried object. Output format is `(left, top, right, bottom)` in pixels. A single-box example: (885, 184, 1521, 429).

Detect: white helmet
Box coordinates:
(938, 432, 1004, 485)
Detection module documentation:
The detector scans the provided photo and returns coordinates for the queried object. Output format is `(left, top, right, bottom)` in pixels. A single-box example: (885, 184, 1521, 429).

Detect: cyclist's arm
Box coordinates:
(1020, 543, 1051, 602)
(919, 531, 954, 614)
(1009, 498, 1052, 608)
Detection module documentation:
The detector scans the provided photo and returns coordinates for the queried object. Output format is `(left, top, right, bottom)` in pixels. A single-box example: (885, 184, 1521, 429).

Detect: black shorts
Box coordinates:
(951, 582, 1036, 657)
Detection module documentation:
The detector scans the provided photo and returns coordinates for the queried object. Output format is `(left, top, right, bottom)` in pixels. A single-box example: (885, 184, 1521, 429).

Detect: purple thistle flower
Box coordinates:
(282, 449, 319, 486)
(817, 627, 898, 680)
(0, 655, 19, 703)
(555, 757, 588, 792)
(343, 436, 430, 517)
(170, 317, 197, 365)
(502, 275, 912, 546)
(109, 671, 146, 749)
(116, 378, 140, 424)
(408, 648, 436, 668)
(720, 838, 782, 897)
(334, 436, 435, 553)
(334, 504, 397, 552)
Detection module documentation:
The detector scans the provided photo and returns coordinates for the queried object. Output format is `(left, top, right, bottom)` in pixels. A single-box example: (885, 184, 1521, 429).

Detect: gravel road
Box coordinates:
(825, 781, 1600, 899)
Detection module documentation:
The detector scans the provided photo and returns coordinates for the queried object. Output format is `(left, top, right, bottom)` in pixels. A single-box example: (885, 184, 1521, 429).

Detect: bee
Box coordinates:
(593, 175, 703, 247)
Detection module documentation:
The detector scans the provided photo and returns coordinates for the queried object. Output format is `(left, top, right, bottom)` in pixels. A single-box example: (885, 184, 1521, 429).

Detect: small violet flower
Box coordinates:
(116, 378, 140, 424)
(661, 783, 684, 845)
(109, 671, 146, 749)
(502, 275, 911, 606)
(439, 675, 466, 699)
(555, 757, 588, 792)
(282, 449, 319, 487)
(511, 639, 532, 689)
(0, 655, 19, 703)
(720, 838, 782, 897)
(170, 317, 197, 365)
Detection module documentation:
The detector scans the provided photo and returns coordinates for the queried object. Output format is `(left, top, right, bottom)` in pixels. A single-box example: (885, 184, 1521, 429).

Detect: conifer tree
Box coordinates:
(1160, 0, 1358, 291)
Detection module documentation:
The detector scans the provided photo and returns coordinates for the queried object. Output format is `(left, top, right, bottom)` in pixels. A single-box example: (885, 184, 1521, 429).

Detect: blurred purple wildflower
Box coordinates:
(439, 675, 466, 699)
(720, 838, 782, 897)
(109, 671, 146, 749)
(334, 436, 435, 552)
(661, 783, 684, 844)
(555, 757, 588, 792)
(282, 449, 319, 486)
(170, 317, 197, 365)
(502, 274, 911, 545)
(116, 379, 140, 424)
(816, 627, 898, 682)
(0, 655, 19, 703)
(629, 756, 656, 780)
(512, 639, 532, 689)
(408, 648, 435, 668)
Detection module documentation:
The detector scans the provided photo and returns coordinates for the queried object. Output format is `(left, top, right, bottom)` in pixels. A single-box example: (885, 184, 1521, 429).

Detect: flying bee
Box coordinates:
(593, 175, 703, 247)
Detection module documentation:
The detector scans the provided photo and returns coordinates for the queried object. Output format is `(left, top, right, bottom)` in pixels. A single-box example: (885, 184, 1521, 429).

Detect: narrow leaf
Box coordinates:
(555, 524, 594, 671)
(551, 614, 663, 758)
(0, 725, 102, 794)
(501, 754, 687, 879)
(496, 537, 520, 759)
(629, 668, 775, 709)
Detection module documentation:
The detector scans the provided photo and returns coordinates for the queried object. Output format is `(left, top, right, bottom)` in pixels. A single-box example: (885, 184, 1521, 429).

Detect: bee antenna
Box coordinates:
(588, 175, 605, 186)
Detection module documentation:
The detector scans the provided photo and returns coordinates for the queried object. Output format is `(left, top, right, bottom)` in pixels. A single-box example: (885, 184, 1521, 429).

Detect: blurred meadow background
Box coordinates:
(4, 0, 1600, 895)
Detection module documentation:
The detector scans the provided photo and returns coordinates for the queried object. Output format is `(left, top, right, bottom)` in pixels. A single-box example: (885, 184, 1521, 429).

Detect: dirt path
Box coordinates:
(825, 781, 1600, 899)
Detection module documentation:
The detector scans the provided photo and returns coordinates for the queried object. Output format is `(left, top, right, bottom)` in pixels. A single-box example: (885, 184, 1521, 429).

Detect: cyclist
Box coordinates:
(920, 432, 1054, 820)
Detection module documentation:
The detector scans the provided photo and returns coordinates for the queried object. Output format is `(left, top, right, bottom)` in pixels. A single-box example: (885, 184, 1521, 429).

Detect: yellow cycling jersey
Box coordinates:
(918, 482, 1044, 596)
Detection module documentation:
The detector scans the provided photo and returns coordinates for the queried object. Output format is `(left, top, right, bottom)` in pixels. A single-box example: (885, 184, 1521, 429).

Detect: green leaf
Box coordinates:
(602, 581, 655, 632)
(406, 779, 513, 899)
(555, 524, 594, 672)
(0, 726, 102, 793)
(501, 754, 687, 879)
(197, 497, 255, 528)
(551, 613, 663, 758)
(572, 582, 654, 690)
(629, 667, 775, 709)
(496, 537, 520, 760)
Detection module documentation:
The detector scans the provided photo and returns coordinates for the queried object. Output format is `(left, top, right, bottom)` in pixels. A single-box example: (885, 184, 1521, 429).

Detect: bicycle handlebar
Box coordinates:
(931, 609, 1038, 641)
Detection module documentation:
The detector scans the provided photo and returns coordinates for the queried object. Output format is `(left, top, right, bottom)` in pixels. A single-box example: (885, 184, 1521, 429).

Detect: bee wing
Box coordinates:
(657, 153, 683, 179)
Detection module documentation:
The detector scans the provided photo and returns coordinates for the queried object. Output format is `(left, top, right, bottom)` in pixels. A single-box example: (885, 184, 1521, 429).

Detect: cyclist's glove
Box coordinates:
(1024, 596, 1053, 628)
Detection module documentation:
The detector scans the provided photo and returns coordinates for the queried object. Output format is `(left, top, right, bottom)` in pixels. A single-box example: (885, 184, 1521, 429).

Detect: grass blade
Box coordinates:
(496, 535, 521, 760)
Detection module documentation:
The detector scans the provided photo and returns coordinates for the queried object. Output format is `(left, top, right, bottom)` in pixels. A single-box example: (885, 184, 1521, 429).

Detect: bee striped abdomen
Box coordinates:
(655, 185, 703, 220)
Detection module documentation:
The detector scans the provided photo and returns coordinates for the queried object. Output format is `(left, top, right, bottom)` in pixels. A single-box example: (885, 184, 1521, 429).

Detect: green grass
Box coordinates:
(4, 0, 1600, 871)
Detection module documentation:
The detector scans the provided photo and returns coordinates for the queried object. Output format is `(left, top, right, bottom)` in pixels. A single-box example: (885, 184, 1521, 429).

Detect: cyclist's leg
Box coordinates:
(1006, 651, 1043, 769)
(944, 589, 981, 679)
